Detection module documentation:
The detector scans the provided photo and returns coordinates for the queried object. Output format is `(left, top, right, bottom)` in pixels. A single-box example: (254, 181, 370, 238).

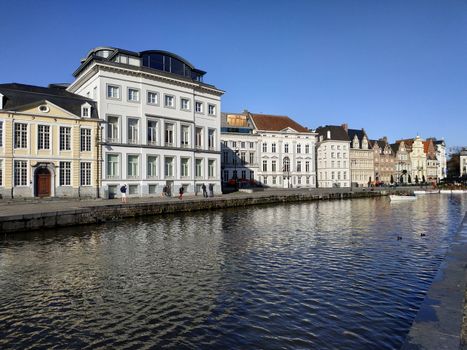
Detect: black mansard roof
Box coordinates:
(0, 83, 98, 118)
(316, 125, 349, 141)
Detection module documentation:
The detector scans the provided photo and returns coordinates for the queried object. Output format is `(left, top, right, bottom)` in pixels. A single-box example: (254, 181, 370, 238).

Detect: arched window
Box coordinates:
(283, 157, 290, 172)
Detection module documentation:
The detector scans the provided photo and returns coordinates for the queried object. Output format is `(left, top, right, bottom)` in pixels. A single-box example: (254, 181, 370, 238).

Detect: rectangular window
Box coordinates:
(241, 170, 246, 179)
(208, 104, 216, 115)
(107, 85, 120, 99)
(164, 95, 174, 108)
(14, 160, 28, 186)
(284, 144, 289, 153)
(195, 127, 203, 148)
(297, 161, 302, 172)
(241, 142, 245, 149)
(80, 128, 92, 152)
(14, 123, 28, 149)
(147, 91, 158, 105)
(59, 161, 71, 186)
(196, 159, 203, 177)
(129, 185, 138, 195)
(208, 129, 215, 149)
(272, 143, 276, 153)
(164, 157, 174, 177)
(80, 162, 91, 186)
(128, 88, 140, 102)
(0, 121, 3, 147)
(147, 156, 158, 177)
(127, 155, 139, 177)
(240, 152, 246, 164)
(208, 160, 215, 177)
(181, 125, 190, 147)
(37, 125, 50, 150)
(181, 98, 190, 110)
(60, 127, 71, 150)
(223, 151, 228, 164)
(272, 176, 276, 185)
(249, 142, 254, 149)
(249, 153, 255, 164)
(250, 170, 254, 180)
(165, 123, 174, 146)
(305, 144, 310, 154)
(231, 141, 237, 148)
(263, 160, 268, 172)
(107, 116, 119, 142)
(262, 143, 267, 152)
(297, 144, 301, 154)
(128, 118, 139, 144)
(306, 161, 310, 172)
(107, 154, 119, 178)
(272, 160, 276, 172)
(181, 158, 189, 177)
(0, 159, 3, 186)
(195, 101, 203, 113)
(147, 120, 157, 145)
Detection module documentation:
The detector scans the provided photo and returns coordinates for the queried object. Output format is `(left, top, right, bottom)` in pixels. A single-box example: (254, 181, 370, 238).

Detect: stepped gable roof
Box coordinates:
(315, 125, 349, 141)
(0, 83, 98, 118)
(347, 128, 368, 148)
(249, 113, 309, 133)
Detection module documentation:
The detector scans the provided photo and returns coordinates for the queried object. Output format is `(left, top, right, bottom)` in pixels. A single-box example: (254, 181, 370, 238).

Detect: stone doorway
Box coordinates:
(35, 167, 51, 197)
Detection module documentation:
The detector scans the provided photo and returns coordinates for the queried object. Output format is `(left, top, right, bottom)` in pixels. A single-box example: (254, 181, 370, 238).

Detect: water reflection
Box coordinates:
(0, 195, 466, 349)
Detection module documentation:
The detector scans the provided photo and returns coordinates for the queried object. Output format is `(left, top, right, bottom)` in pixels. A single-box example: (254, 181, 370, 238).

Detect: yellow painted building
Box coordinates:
(0, 83, 101, 199)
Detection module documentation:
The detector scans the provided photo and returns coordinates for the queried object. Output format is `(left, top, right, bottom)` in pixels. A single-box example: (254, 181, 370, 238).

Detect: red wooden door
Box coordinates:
(36, 169, 51, 197)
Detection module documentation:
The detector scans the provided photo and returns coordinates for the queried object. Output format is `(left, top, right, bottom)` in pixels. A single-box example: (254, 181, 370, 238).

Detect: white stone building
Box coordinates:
(343, 125, 374, 187)
(250, 113, 317, 188)
(316, 125, 351, 188)
(461, 148, 467, 177)
(429, 138, 447, 180)
(68, 47, 223, 198)
(410, 136, 427, 183)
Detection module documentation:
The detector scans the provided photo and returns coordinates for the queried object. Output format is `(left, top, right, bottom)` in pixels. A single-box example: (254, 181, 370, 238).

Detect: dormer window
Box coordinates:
(81, 102, 92, 118)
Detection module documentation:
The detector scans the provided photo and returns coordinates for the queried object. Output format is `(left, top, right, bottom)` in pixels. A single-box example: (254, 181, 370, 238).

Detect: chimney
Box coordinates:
(341, 123, 348, 132)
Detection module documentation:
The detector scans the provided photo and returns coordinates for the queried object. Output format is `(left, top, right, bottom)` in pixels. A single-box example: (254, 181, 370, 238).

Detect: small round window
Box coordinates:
(38, 105, 50, 113)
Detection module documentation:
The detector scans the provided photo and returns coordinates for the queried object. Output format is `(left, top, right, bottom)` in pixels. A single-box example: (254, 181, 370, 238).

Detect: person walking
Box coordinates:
(202, 183, 208, 198)
(120, 184, 128, 204)
(178, 186, 184, 200)
(208, 183, 214, 197)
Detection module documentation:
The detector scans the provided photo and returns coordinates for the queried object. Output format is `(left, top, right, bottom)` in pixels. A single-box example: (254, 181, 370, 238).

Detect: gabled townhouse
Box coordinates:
(460, 148, 467, 177)
(0, 83, 101, 199)
(423, 139, 439, 182)
(67, 47, 224, 198)
(315, 125, 350, 188)
(342, 124, 374, 187)
(391, 141, 411, 184)
(427, 138, 447, 180)
(371, 137, 396, 184)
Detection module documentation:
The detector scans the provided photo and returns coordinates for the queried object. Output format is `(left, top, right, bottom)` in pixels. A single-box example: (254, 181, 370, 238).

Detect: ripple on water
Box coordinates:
(0, 195, 466, 350)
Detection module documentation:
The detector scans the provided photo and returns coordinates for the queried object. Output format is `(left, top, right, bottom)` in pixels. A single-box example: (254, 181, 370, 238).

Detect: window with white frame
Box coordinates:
(37, 125, 50, 150)
(272, 160, 276, 172)
(82, 105, 90, 118)
(14, 160, 27, 186)
(297, 144, 301, 154)
(107, 85, 120, 99)
(80, 128, 92, 152)
(249, 153, 255, 164)
(147, 156, 158, 177)
(195, 127, 203, 148)
(208, 129, 215, 149)
(59, 161, 71, 186)
(80, 162, 92, 186)
(305, 144, 310, 153)
(305, 161, 310, 172)
(208, 104, 216, 115)
(241, 142, 245, 149)
(181, 158, 189, 177)
(127, 155, 139, 177)
(181, 125, 190, 147)
(208, 160, 215, 177)
(262, 143, 267, 153)
(164, 95, 175, 108)
(195, 101, 203, 113)
(0, 121, 3, 147)
(164, 157, 174, 177)
(165, 123, 174, 146)
(271, 143, 276, 153)
(59, 127, 71, 150)
(249, 142, 254, 149)
(147, 91, 158, 105)
(284, 143, 289, 153)
(107, 154, 119, 178)
(127, 88, 139, 102)
(147, 120, 157, 144)
(181, 98, 190, 110)
(14, 123, 28, 149)
(297, 161, 302, 172)
(195, 159, 203, 177)
(262, 160, 267, 172)
(240, 152, 246, 164)
(128, 118, 139, 144)
(107, 116, 119, 142)
(283, 157, 290, 172)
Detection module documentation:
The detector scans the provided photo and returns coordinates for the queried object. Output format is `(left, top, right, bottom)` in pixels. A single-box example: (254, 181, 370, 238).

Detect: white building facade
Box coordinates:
(461, 149, 467, 177)
(250, 113, 317, 189)
(316, 125, 351, 188)
(344, 126, 374, 187)
(68, 47, 223, 198)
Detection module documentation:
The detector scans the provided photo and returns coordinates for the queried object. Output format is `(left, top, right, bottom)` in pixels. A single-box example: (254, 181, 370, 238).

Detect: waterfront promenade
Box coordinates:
(0, 187, 387, 233)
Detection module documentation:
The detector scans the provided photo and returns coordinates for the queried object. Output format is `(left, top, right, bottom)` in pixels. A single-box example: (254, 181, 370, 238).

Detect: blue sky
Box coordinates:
(1, 0, 466, 147)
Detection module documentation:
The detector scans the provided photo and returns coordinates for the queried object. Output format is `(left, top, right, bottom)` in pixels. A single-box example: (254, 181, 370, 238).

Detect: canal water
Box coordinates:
(0, 195, 466, 349)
